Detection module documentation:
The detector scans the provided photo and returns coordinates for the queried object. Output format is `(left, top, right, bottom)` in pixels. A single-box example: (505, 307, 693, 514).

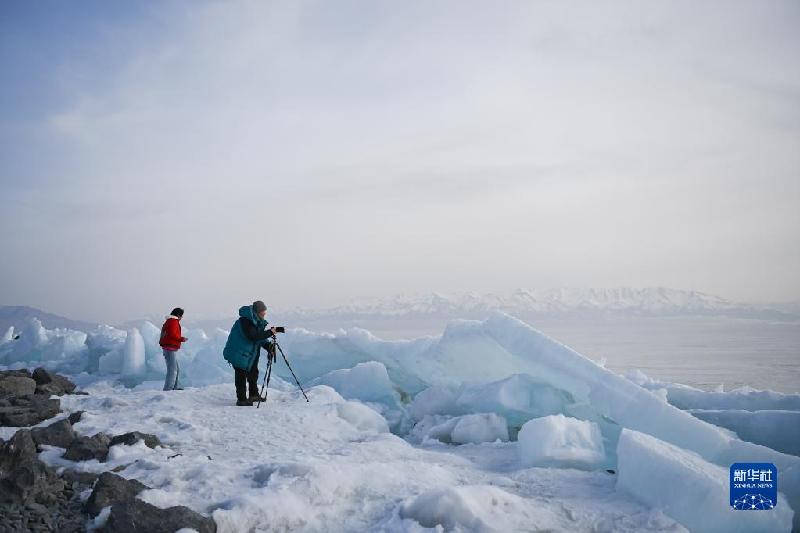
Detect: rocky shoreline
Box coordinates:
(0, 369, 216, 532)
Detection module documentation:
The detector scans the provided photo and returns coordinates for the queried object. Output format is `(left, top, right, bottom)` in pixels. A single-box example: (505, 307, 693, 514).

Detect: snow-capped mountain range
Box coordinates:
(2, 288, 796, 334)
(0, 305, 99, 334)
(280, 288, 799, 321)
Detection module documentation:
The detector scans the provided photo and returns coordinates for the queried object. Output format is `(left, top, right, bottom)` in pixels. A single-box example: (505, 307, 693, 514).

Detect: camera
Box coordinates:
(275, 326, 285, 333)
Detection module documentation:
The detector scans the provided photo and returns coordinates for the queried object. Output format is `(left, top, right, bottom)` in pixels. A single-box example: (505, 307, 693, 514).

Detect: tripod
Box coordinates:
(256, 339, 309, 408)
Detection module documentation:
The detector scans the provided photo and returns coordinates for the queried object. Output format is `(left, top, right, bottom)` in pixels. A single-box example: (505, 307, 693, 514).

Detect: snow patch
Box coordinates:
(335, 401, 390, 433)
(398, 485, 563, 531)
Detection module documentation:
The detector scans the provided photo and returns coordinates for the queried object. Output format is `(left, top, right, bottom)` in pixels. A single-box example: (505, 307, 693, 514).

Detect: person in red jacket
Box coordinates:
(159, 307, 188, 391)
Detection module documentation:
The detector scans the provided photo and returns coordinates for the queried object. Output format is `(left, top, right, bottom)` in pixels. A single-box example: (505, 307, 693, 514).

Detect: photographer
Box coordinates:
(222, 300, 280, 406)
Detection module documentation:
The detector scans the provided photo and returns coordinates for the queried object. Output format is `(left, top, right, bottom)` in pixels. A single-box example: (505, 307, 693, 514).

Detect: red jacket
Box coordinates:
(159, 316, 186, 351)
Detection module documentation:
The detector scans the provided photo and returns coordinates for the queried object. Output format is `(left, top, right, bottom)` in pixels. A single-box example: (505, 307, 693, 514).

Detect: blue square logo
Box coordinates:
(730, 463, 778, 510)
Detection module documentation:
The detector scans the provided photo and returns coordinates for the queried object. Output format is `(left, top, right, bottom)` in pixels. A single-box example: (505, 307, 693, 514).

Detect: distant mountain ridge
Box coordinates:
(3, 288, 798, 335)
(0, 305, 99, 334)
(280, 288, 800, 322)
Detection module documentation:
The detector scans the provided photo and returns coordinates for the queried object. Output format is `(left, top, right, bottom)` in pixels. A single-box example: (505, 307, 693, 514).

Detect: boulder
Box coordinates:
(32, 367, 77, 396)
(85, 472, 148, 517)
(0, 430, 64, 504)
(99, 499, 217, 533)
(61, 469, 99, 487)
(31, 418, 77, 448)
(110, 431, 162, 449)
(67, 410, 84, 425)
(0, 369, 32, 379)
(63, 433, 111, 462)
(0, 376, 36, 397)
(0, 395, 60, 427)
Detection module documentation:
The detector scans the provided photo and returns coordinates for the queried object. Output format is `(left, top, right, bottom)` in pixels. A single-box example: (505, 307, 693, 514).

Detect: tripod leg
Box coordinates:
(256, 357, 273, 409)
(274, 342, 309, 403)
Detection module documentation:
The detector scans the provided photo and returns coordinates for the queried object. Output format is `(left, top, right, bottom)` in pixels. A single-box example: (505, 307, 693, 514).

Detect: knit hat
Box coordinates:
(252, 301, 267, 314)
(171, 307, 184, 318)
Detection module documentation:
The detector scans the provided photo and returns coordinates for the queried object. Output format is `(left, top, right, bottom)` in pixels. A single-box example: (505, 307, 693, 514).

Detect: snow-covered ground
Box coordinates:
(2, 312, 798, 531)
(41, 382, 683, 532)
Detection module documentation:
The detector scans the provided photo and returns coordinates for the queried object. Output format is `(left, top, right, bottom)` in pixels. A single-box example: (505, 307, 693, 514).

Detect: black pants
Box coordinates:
(235, 352, 260, 401)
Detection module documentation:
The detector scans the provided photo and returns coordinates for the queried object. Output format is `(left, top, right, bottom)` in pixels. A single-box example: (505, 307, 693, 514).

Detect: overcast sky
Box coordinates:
(1, 0, 799, 323)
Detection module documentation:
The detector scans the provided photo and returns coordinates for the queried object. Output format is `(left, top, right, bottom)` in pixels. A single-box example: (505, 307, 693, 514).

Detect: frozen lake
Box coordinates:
(292, 316, 800, 394)
(532, 317, 800, 394)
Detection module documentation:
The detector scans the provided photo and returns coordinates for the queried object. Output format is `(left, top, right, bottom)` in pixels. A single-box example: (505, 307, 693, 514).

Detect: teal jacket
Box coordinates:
(223, 305, 270, 371)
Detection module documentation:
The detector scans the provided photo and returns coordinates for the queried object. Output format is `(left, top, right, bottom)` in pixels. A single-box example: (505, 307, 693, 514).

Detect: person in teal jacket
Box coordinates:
(223, 301, 278, 406)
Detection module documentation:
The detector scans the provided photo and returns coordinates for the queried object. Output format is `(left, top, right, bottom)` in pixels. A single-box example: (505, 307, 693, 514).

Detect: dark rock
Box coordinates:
(2, 429, 36, 457)
(32, 368, 76, 396)
(0, 430, 63, 505)
(62, 433, 110, 462)
(26, 501, 48, 514)
(0, 406, 34, 427)
(85, 472, 148, 518)
(0, 408, 43, 427)
(94, 432, 111, 447)
(35, 383, 67, 397)
(57, 520, 85, 533)
(61, 469, 99, 486)
(0, 369, 32, 379)
(0, 395, 60, 427)
(110, 431, 162, 450)
(98, 498, 216, 533)
(67, 411, 84, 425)
(31, 367, 54, 385)
(31, 419, 76, 449)
(0, 458, 94, 531)
(0, 428, 36, 458)
(0, 376, 36, 396)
